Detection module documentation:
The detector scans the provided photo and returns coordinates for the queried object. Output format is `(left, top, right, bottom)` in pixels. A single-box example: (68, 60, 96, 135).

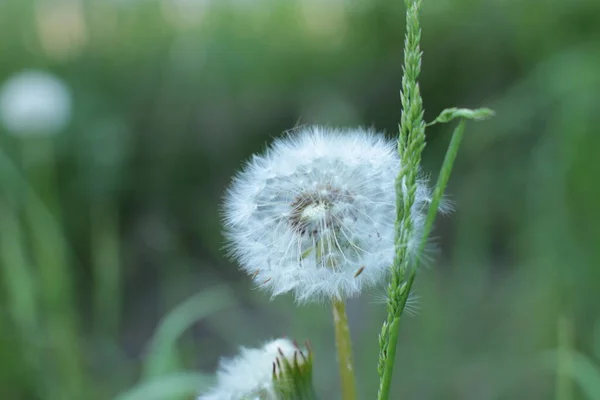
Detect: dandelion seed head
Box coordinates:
(198, 338, 303, 400)
(223, 125, 433, 302)
(0, 70, 72, 136)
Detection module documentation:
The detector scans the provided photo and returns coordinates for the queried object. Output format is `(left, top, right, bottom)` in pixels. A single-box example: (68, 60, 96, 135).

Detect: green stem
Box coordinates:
(377, 272, 415, 400)
(556, 315, 573, 400)
(0, 202, 49, 392)
(91, 200, 121, 337)
(332, 299, 357, 400)
(0, 201, 38, 338)
(21, 138, 87, 399)
(378, 121, 466, 399)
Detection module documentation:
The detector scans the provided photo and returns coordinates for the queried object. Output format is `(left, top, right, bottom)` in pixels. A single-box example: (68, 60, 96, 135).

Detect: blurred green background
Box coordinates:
(1, 0, 600, 399)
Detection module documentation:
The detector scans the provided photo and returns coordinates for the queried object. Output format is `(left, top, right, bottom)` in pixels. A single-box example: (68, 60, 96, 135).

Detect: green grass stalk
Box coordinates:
(556, 316, 574, 400)
(378, 120, 466, 399)
(91, 201, 121, 337)
(377, 0, 425, 397)
(21, 138, 87, 399)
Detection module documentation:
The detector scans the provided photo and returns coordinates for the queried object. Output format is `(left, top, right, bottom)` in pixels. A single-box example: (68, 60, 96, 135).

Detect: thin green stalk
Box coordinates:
(21, 138, 87, 399)
(420, 120, 466, 246)
(0, 150, 61, 399)
(556, 316, 574, 400)
(0, 201, 38, 338)
(332, 299, 357, 400)
(377, 0, 425, 397)
(91, 200, 121, 337)
(0, 202, 51, 395)
(378, 121, 466, 399)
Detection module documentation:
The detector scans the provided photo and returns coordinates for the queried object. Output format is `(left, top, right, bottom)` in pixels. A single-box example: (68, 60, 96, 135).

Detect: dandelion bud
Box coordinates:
(198, 338, 315, 400)
(223, 126, 434, 302)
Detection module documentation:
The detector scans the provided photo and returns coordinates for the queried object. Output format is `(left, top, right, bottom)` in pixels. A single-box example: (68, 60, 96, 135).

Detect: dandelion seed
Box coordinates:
(353, 266, 365, 278)
(223, 125, 434, 302)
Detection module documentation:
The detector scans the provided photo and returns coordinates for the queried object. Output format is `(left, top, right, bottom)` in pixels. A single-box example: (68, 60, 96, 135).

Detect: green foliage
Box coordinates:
(142, 285, 235, 379)
(113, 372, 212, 400)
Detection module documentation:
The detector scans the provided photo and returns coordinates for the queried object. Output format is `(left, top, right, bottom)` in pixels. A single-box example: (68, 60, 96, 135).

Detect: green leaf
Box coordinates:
(113, 371, 213, 400)
(142, 285, 235, 379)
(427, 107, 495, 126)
(540, 349, 600, 400)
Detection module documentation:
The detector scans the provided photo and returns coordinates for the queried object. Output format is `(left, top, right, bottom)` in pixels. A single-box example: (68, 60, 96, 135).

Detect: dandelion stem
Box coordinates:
(332, 299, 357, 400)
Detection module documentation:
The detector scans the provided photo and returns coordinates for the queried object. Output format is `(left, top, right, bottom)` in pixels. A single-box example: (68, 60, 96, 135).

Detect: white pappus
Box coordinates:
(223, 125, 435, 303)
(198, 338, 306, 400)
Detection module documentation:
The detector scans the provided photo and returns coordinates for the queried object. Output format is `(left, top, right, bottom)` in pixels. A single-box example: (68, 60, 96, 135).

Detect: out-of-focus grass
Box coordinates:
(0, 0, 599, 399)
(114, 371, 213, 400)
(142, 285, 234, 379)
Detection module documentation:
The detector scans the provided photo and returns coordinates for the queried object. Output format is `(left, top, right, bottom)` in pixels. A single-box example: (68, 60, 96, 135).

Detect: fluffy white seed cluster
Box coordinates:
(0, 70, 72, 136)
(198, 338, 304, 400)
(223, 125, 433, 303)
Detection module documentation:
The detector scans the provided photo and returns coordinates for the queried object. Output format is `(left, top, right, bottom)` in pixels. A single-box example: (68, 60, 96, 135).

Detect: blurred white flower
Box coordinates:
(0, 70, 72, 136)
(223, 125, 433, 303)
(198, 338, 308, 400)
